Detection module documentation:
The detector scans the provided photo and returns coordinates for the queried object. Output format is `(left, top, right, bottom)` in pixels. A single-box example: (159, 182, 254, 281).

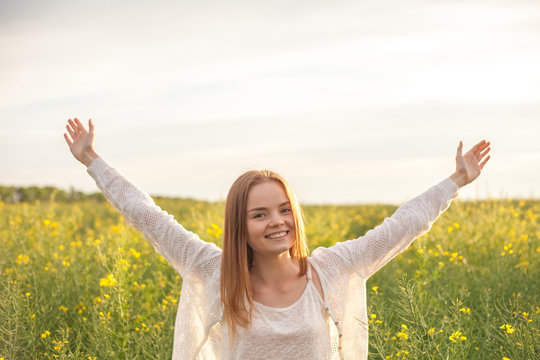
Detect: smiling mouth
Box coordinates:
(265, 231, 288, 239)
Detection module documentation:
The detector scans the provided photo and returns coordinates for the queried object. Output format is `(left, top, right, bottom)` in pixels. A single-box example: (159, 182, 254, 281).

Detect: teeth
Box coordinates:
(266, 232, 287, 239)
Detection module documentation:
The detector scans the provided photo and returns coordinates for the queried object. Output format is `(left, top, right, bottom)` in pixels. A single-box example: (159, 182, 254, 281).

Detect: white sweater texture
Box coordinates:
(87, 157, 458, 360)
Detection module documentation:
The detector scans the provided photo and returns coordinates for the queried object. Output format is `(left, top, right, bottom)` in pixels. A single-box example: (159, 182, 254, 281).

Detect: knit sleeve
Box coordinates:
(313, 178, 458, 280)
(86, 157, 221, 279)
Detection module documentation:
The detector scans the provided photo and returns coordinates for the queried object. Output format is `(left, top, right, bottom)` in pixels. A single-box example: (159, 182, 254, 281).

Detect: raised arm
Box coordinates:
(64, 118, 221, 279)
(312, 140, 491, 280)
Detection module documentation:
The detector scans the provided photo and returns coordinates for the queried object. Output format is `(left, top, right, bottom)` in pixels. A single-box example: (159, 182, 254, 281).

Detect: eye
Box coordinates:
(252, 213, 264, 219)
(281, 208, 292, 214)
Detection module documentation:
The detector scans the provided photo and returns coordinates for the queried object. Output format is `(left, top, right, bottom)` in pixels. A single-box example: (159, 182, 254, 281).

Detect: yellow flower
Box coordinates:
(449, 330, 466, 343)
(459, 307, 471, 314)
(397, 324, 409, 340)
(99, 274, 116, 287)
(502, 357, 511, 360)
(427, 328, 435, 336)
(41, 330, 51, 338)
(499, 324, 515, 334)
(16, 254, 30, 265)
(129, 248, 141, 259)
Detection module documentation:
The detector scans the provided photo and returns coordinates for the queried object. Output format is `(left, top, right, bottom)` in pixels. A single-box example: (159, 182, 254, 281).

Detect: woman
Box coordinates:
(64, 118, 490, 360)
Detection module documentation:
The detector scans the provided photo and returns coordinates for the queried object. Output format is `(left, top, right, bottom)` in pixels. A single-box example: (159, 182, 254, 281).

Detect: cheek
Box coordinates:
(246, 221, 263, 240)
(286, 216, 296, 229)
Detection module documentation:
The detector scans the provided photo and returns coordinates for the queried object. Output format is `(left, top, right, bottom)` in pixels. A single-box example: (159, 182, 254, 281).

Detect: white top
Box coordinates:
(222, 265, 340, 360)
(87, 157, 459, 360)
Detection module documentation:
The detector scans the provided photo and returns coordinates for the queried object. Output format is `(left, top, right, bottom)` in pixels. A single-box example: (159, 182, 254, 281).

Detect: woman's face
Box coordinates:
(246, 180, 296, 259)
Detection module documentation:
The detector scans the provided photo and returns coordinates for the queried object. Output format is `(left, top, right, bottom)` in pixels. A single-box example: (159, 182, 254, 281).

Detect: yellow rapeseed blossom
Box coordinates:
(206, 223, 222, 238)
(397, 324, 409, 340)
(459, 307, 471, 314)
(41, 330, 51, 338)
(16, 254, 30, 264)
(133, 281, 147, 290)
(449, 330, 466, 343)
(129, 248, 141, 258)
(99, 274, 116, 287)
(499, 324, 515, 334)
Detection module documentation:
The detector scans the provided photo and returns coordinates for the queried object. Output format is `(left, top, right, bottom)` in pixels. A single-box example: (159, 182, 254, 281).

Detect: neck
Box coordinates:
(250, 252, 301, 288)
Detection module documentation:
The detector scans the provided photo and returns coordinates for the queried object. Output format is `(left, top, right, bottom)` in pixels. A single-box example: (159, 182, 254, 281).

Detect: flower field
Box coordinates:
(0, 197, 538, 359)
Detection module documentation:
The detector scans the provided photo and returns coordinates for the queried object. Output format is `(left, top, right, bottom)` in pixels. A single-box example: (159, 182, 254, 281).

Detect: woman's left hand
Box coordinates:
(450, 140, 491, 187)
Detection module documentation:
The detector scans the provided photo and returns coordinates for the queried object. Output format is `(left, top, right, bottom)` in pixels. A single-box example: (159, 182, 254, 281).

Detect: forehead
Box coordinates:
(247, 180, 289, 208)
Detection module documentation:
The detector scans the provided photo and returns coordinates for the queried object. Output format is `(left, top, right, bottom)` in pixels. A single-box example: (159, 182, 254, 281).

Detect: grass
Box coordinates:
(0, 198, 538, 359)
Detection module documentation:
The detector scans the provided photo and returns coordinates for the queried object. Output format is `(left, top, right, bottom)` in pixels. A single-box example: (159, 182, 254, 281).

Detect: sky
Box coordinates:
(1, 0, 539, 204)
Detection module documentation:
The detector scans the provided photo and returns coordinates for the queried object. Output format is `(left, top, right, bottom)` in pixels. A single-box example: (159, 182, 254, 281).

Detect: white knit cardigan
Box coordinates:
(87, 157, 458, 360)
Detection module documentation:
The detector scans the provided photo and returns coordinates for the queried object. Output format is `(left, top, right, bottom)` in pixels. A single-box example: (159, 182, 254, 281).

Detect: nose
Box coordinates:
(268, 212, 285, 227)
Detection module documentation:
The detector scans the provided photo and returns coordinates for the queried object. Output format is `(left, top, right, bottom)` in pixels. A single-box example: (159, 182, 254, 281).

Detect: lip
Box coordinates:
(265, 231, 289, 239)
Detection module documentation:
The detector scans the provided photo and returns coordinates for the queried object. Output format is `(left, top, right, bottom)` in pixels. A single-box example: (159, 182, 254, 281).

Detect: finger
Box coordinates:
(472, 141, 490, 159)
(479, 146, 491, 159)
(456, 141, 463, 157)
(478, 140, 491, 151)
(479, 155, 490, 170)
(63, 133, 73, 146)
(66, 123, 76, 139)
(68, 119, 79, 135)
(475, 141, 490, 154)
(89, 118, 94, 133)
(74, 118, 86, 134)
(471, 140, 486, 154)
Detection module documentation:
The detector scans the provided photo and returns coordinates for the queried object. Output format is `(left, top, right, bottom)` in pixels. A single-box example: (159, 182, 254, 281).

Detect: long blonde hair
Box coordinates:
(220, 169, 308, 343)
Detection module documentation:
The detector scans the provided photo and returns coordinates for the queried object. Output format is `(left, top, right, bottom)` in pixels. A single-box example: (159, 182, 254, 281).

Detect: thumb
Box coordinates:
(89, 119, 94, 134)
(456, 141, 463, 157)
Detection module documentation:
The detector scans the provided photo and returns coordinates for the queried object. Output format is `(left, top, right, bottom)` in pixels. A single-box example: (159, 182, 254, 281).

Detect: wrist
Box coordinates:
(81, 150, 100, 167)
(449, 172, 466, 188)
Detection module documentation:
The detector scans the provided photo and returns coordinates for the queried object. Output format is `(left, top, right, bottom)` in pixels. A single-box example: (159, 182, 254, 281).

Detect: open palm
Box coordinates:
(453, 140, 491, 187)
(64, 118, 98, 166)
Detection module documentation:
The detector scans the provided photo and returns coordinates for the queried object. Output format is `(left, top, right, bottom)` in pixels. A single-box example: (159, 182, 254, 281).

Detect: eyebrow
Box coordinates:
(247, 201, 291, 213)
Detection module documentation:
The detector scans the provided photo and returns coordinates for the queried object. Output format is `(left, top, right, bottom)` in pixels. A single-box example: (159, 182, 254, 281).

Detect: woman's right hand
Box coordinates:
(64, 118, 100, 167)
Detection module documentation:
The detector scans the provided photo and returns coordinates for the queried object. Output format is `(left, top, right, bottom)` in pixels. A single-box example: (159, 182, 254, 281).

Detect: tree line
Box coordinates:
(0, 185, 105, 203)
